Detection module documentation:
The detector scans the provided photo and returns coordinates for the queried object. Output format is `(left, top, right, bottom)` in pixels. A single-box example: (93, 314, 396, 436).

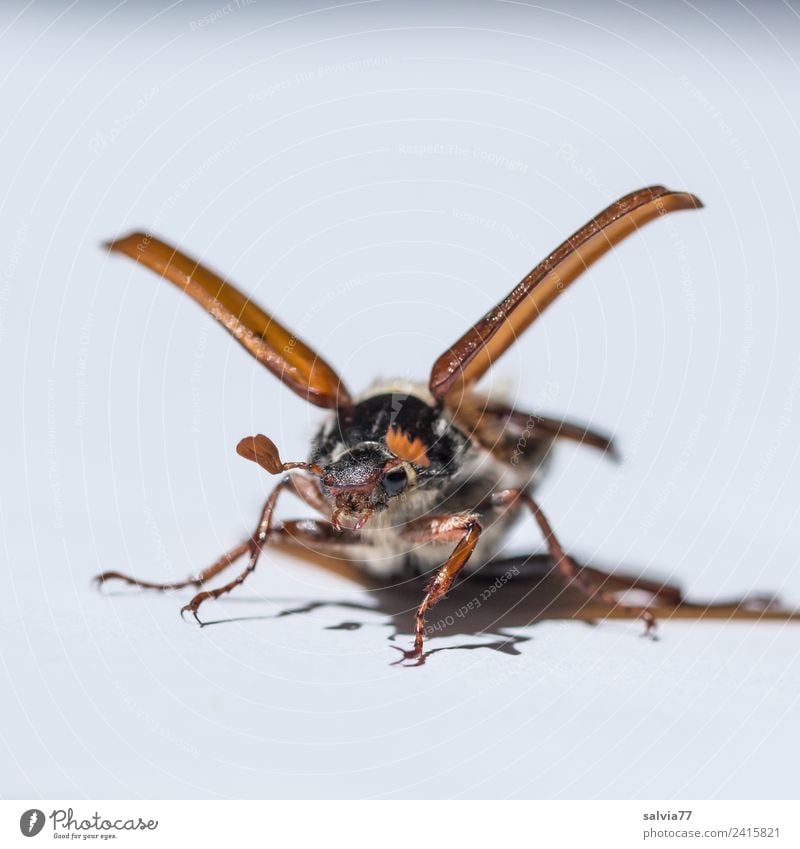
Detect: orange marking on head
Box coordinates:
(386, 426, 431, 467)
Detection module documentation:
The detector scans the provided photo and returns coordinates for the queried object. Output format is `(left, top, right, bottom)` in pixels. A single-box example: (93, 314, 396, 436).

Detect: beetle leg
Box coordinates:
(179, 475, 294, 623)
(477, 553, 684, 606)
(94, 540, 253, 592)
(271, 518, 358, 553)
(575, 563, 683, 606)
(94, 472, 328, 594)
(481, 401, 619, 460)
(179, 485, 364, 623)
(283, 473, 331, 515)
(491, 489, 657, 635)
(399, 514, 483, 662)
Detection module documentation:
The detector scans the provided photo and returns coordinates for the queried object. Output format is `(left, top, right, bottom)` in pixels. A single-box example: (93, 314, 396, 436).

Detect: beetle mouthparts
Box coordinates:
(332, 505, 373, 532)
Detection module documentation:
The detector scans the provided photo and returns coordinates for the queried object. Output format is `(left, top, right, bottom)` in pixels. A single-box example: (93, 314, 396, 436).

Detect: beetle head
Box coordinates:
(320, 443, 411, 530)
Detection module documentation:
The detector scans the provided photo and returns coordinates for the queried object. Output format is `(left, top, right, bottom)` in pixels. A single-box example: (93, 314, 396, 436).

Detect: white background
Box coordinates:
(2, 0, 800, 799)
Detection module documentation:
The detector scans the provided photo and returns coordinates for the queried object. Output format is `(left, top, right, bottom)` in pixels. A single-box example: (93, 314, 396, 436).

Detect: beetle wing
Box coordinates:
(429, 186, 702, 402)
(105, 232, 352, 409)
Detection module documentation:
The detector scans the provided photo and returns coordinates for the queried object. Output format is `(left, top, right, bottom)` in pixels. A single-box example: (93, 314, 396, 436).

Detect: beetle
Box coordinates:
(95, 185, 703, 661)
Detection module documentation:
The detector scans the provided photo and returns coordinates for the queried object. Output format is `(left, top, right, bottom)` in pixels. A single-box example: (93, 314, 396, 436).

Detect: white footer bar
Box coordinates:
(3, 800, 796, 848)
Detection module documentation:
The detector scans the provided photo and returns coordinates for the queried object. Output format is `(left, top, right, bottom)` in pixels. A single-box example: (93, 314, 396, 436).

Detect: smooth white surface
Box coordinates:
(2, 0, 800, 799)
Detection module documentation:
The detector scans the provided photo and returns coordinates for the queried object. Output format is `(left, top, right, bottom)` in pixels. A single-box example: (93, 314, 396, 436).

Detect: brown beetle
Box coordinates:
(95, 186, 719, 660)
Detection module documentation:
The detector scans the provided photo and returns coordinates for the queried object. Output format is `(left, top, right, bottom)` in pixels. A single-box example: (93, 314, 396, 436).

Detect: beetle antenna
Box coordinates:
(236, 434, 324, 477)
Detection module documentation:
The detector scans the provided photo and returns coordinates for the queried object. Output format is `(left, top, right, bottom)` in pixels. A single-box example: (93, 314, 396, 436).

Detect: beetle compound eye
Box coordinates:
(383, 467, 408, 496)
